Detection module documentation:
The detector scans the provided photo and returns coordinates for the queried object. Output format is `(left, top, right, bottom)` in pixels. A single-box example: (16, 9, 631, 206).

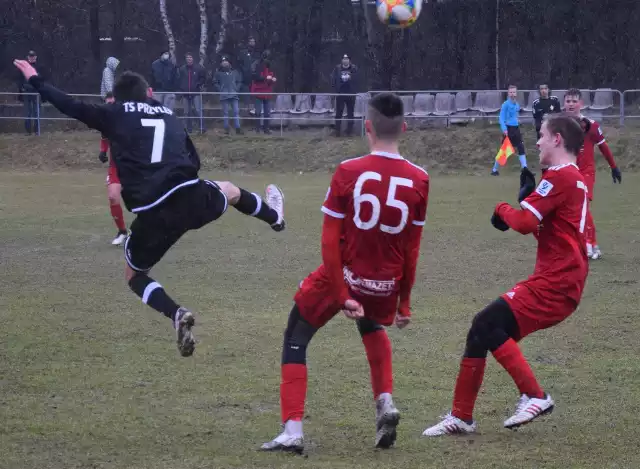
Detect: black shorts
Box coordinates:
(124, 180, 228, 272)
(506, 125, 525, 155)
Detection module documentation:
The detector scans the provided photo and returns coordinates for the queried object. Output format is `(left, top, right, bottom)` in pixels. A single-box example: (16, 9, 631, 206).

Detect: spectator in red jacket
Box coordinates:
(250, 50, 276, 134)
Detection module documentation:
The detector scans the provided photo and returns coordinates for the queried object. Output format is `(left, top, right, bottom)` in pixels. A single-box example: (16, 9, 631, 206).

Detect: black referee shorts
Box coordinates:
(125, 180, 228, 272)
(506, 125, 526, 155)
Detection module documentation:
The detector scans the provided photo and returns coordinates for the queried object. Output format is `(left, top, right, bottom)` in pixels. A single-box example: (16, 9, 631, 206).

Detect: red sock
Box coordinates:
(492, 339, 544, 398)
(362, 330, 393, 399)
(451, 357, 486, 422)
(280, 364, 307, 422)
(587, 208, 597, 245)
(110, 201, 126, 232)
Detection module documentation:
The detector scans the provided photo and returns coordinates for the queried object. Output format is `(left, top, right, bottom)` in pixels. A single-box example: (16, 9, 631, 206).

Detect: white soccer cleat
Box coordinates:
(590, 246, 602, 260)
(422, 412, 477, 437)
(375, 393, 400, 448)
(504, 393, 554, 429)
(265, 184, 285, 232)
(174, 307, 196, 357)
(259, 424, 304, 454)
(111, 230, 128, 246)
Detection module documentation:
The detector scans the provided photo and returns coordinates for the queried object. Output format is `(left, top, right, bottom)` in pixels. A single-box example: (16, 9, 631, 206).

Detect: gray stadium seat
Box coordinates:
(433, 93, 455, 116)
(269, 94, 293, 128)
(524, 91, 539, 112)
(590, 88, 614, 111)
(482, 91, 503, 113)
(353, 93, 370, 118)
(516, 91, 527, 108)
(290, 94, 312, 114)
(412, 93, 435, 116)
(400, 94, 414, 116)
(455, 91, 473, 111)
(580, 90, 592, 109)
(310, 95, 332, 114)
(471, 91, 484, 111)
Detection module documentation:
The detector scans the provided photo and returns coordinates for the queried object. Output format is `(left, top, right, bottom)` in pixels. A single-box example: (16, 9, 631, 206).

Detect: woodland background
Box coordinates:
(1, 0, 639, 94)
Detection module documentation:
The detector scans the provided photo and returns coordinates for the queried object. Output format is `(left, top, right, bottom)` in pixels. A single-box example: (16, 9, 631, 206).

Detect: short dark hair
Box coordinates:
(368, 93, 404, 140)
(113, 71, 149, 102)
(508, 84, 517, 89)
(539, 83, 549, 89)
(185, 52, 193, 58)
(565, 88, 581, 99)
(544, 113, 585, 156)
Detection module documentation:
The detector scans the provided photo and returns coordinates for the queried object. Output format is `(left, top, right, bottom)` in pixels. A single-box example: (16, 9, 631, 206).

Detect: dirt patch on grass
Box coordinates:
(2, 125, 639, 174)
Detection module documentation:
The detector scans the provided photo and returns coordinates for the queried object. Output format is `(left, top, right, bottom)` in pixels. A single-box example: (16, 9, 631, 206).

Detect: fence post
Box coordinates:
(199, 92, 204, 134)
(36, 94, 41, 136)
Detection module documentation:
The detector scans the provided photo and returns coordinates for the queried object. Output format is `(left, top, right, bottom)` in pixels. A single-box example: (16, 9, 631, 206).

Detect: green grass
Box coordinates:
(0, 169, 639, 469)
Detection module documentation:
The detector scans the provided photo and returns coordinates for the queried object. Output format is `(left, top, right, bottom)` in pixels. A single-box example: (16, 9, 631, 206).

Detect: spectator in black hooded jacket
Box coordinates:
(331, 54, 358, 137)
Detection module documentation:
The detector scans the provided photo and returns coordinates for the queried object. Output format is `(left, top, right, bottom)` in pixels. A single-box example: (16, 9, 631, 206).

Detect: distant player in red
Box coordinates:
(260, 93, 429, 453)
(423, 114, 589, 436)
(99, 92, 128, 245)
(564, 88, 621, 260)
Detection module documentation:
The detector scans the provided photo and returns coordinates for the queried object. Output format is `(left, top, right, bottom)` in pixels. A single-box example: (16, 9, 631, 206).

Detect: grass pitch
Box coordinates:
(1, 166, 639, 469)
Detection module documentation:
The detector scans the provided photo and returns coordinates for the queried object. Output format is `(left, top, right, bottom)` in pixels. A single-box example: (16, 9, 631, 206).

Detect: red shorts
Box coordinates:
(294, 265, 398, 329)
(583, 172, 595, 201)
(106, 164, 120, 185)
(501, 280, 578, 340)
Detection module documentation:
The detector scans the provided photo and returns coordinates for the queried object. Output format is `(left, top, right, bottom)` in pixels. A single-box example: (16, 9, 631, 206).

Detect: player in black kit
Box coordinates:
(14, 59, 286, 357)
(532, 84, 561, 139)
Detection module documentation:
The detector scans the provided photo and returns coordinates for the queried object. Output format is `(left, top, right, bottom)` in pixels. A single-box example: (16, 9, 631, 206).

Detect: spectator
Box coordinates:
(251, 50, 276, 134)
(100, 57, 120, 98)
(331, 54, 358, 137)
(17, 50, 42, 135)
(151, 51, 179, 110)
(238, 36, 258, 107)
(178, 52, 206, 133)
(532, 84, 561, 139)
(213, 56, 243, 135)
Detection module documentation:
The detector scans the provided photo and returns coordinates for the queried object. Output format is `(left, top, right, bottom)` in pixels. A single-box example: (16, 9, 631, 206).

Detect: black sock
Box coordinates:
(129, 273, 180, 321)
(234, 188, 278, 225)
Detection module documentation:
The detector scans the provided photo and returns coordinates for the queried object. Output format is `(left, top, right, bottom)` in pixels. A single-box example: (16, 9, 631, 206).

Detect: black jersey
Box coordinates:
(29, 75, 201, 213)
(532, 96, 561, 131)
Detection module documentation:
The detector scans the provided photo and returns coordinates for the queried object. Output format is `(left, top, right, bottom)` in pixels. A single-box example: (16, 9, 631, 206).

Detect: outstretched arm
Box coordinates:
(495, 202, 539, 235)
(14, 59, 110, 133)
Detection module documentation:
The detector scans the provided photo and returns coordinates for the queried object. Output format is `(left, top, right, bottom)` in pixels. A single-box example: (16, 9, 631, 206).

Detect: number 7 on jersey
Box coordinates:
(141, 118, 166, 163)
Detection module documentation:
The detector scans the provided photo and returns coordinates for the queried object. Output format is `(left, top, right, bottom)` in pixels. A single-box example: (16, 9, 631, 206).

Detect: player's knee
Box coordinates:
(125, 265, 137, 283)
(216, 181, 241, 205)
(463, 328, 487, 358)
(356, 317, 384, 337)
(107, 185, 121, 204)
(282, 306, 317, 365)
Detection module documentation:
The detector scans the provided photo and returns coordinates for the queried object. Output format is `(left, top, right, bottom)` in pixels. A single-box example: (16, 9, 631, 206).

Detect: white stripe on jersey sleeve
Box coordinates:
(412, 220, 426, 226)
(520, 200, 543, 221)
(321, 206, 345, 219)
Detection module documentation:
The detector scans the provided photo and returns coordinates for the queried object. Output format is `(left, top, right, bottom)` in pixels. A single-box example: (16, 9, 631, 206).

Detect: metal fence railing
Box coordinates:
(0, 89, 629, 136)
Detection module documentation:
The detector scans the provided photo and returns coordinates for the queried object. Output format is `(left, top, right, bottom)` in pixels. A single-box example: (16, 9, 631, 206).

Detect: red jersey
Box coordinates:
(518, 163, 589, 304)
(576, 117, 615, 176)
(321, 151, 429, 300)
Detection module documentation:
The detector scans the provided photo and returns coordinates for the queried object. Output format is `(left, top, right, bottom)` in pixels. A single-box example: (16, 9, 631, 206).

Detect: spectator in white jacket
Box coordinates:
(101, 57, 120, 98)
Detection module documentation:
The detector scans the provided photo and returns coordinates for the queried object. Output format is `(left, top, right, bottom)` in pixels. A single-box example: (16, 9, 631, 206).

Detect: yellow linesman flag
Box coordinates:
(495, 136, 515, 166)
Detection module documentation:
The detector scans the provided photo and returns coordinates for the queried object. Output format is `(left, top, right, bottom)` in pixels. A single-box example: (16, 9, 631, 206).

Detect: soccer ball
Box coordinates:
(376, 0, 422, 29)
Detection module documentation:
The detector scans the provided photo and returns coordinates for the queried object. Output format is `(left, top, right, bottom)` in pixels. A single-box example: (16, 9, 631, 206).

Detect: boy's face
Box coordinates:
(508, 87, 517, 100)
(564, 94, 582, 116)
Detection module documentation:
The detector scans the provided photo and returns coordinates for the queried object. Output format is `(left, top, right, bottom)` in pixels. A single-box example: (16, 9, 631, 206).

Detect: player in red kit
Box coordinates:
(564, 88, 622, 260)
(423, 114, 589, 436)
(99, 92, 129, 245)
(260, 93, 429, 453)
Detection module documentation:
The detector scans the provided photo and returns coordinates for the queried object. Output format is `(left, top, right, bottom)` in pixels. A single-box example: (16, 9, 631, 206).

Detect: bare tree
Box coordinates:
(215, 0, 228, 55)
(196, 0, 208, 65)
(495, 0, 500, 89)
(159, 0, 177, 61)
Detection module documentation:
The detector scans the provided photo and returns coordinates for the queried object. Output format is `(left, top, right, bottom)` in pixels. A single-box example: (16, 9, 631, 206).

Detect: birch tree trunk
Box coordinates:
(196, 0, 208, 65)
(215, 0, 228, 55)
(159, 0, 177, 61)
(495, 0, 500, 90)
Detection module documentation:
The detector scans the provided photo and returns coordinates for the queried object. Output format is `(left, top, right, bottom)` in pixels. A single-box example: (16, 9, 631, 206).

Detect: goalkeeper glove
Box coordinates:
(491, 212, 509, 232)
(518, 167, 536, 203)
(612, 167, 622, 184)
(98, 151, 108, 163)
